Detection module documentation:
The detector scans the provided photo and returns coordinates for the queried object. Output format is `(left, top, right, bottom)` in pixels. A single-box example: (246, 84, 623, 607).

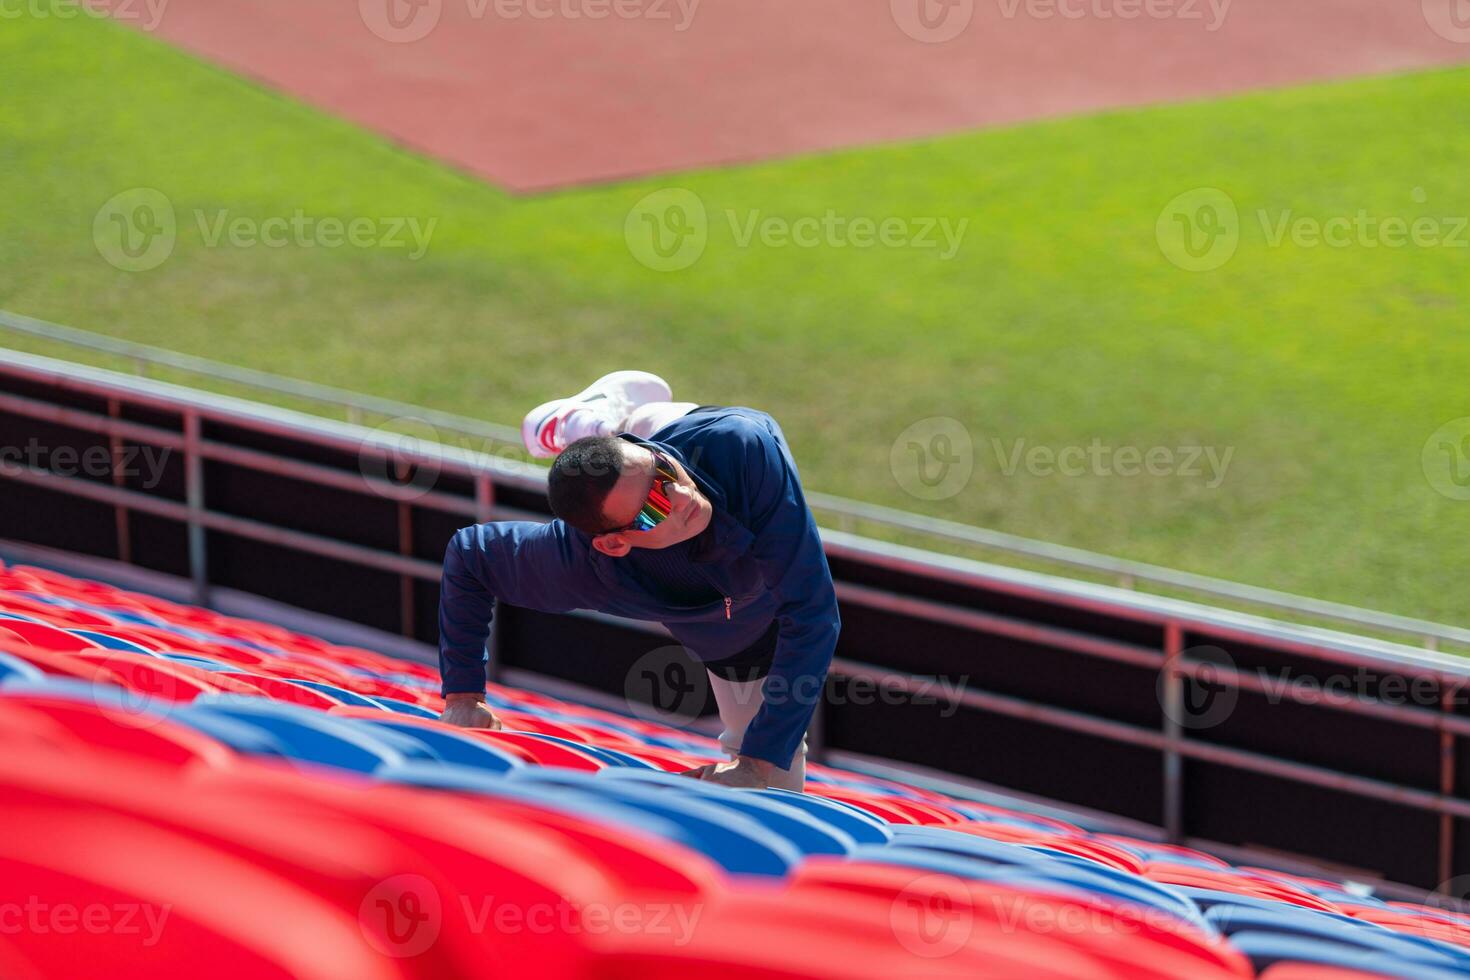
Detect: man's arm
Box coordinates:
(436, 521, 587, 728)
(437, 528, 503, 728)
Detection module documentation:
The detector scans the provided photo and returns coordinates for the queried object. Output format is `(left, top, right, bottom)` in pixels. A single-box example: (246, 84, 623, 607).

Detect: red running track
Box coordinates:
(111, 0, 1470, 191)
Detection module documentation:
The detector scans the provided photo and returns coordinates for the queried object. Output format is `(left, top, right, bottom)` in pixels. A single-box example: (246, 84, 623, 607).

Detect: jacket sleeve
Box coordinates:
(723, 417, 840, 770)
(438, 528, 499, 696)
(437, 521, 586, 697)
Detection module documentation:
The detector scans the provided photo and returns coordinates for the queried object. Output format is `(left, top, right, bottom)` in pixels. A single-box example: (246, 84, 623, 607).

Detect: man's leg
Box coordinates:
(621, 401, 699, 438)
(705, 671, 807, 792)
(521, 371, 675, 458)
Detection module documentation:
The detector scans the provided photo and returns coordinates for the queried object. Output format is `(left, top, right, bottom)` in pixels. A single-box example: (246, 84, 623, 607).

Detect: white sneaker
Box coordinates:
(521, 371, 674, 458)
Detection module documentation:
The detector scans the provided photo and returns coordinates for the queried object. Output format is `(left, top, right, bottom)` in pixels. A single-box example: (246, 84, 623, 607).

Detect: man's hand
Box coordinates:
(439, 692, 502, 730)
(679, 755, 773, 789)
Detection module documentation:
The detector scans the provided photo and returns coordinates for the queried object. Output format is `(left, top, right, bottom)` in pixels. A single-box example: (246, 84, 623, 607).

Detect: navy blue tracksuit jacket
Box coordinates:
(437, 407, 839, 770)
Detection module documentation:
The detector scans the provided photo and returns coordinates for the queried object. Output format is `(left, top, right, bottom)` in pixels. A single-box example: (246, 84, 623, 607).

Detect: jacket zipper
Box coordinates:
(724, 596, 732, 620)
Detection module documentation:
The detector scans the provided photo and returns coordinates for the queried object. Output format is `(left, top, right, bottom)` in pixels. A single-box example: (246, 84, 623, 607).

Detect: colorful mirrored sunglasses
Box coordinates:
(623, 451, 679, 533)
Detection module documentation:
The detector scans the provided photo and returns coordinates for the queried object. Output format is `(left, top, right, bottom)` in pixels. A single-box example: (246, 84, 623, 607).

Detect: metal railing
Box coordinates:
(3, 307, 1464, 651)
(4, 346, 1470, 897)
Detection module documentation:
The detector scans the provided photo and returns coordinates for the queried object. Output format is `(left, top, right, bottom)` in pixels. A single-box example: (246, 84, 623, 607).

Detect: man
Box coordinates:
(435, 371, 839, 790)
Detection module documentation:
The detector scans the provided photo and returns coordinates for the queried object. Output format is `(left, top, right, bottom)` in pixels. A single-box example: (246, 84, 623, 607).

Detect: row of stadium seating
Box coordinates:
(2, 560, 1469, 978)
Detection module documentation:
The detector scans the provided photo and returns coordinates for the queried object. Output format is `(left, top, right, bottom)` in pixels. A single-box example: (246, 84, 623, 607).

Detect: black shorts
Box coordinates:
(702, 618, 778, 683)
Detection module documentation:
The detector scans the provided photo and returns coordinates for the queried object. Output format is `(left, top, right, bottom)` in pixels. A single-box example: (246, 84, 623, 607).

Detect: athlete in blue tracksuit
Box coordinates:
(436, 377, 838, 791)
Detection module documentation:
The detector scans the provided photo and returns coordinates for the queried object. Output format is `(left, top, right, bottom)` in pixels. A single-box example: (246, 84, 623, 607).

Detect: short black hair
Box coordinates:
(547, 436, 628, 534)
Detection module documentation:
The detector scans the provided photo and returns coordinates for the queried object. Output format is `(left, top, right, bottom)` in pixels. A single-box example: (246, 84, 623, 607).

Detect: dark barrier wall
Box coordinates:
(1, 356, 1465, 895)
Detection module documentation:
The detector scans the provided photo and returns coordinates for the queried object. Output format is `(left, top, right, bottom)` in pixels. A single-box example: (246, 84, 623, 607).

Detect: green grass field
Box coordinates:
(3, 11, 1470, 628)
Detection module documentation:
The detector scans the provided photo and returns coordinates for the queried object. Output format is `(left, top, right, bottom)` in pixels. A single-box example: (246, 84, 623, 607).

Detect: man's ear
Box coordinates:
(592, 533, 632, 558)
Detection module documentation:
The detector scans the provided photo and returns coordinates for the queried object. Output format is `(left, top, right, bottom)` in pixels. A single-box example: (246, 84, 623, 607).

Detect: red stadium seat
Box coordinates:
(65, 650, 266, 703)
(217, 672, 348, 709)
(1142, 863, 1341, 913)
(948, 822, 1145, 874)
(0, 693, 236, 769)
(1257, 967, 1400, 980)
(472, 730, 606, 771)
(0, 620, 101, 652)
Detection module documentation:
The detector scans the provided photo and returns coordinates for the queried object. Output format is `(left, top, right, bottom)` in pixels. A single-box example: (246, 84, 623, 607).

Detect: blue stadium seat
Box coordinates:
(1228, 931, 1470, 978)
(66, 630, 156, 652)
(1207, 905, 1470, 970)
(543, 769, 859, 855)
(287, 680, 384, 707)
(380, 761, 802, 876)
(174, 697, 420, 773)
(0, 650, 44, 682)
(354, 718, 523, 773)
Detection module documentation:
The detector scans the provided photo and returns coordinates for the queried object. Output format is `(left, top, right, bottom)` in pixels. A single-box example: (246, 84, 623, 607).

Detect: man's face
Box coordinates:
(591, 443, 712, 557)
